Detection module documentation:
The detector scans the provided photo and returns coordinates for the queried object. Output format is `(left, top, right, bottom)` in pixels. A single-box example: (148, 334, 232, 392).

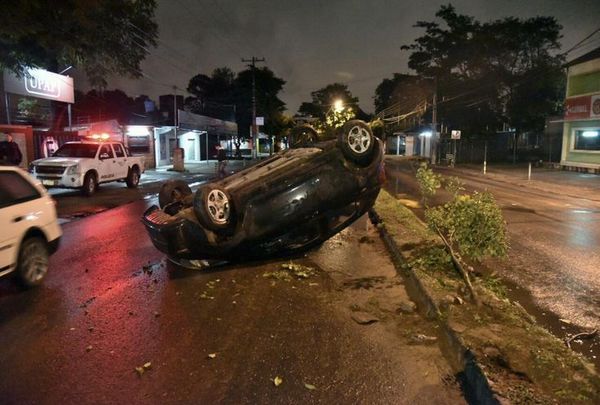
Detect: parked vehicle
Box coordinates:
(29, 140, 145, 196)
(0, 166, 62, 287)
(142, 120, 385, 263)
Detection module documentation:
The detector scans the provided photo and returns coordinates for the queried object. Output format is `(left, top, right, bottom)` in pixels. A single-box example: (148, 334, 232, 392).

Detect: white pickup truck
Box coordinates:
(29, 141, 145, 196)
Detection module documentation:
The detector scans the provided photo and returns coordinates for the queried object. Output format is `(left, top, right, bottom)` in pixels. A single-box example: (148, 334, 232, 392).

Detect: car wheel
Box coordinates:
(159, 180, 193, 208)
(17, 237, 49, 288)
(290, 125, 318, 148)
(194, 184, 235, 231)
(126, 167, 140, 188)
(338, 120, 375, 165)
(82, 172, 97, 196)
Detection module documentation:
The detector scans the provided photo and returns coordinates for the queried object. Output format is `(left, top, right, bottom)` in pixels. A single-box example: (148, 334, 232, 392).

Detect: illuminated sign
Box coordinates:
(564, 94, 600, 121)
(3, 68, 74, 103)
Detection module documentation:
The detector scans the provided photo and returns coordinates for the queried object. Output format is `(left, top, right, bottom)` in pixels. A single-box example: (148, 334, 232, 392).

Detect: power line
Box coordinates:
(563, 26, 600, 55)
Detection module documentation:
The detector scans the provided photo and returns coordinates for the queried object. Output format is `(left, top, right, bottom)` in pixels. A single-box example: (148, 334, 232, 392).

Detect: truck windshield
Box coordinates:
(53, 144, 99, 158)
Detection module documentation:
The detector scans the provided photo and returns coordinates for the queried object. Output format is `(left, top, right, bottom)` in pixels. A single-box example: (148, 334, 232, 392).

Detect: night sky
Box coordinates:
(84, 0, 600, 114)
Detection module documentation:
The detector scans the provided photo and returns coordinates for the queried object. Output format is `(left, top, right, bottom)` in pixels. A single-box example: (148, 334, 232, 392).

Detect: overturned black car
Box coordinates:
(142, 120, 385, 263)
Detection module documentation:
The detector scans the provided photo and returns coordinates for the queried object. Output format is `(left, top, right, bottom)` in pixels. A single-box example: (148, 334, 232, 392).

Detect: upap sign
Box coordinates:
(3, 68, 74, 104)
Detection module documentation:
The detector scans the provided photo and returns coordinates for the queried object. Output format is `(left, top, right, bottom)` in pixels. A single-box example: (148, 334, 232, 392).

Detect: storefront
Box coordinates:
(123, 125, 155, 168)
(2, 68, 75, 166)
(561, 47, 600, 172)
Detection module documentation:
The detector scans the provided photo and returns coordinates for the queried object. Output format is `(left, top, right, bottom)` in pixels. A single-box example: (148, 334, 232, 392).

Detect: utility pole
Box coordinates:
(242, 56, 265, 158)
(173, 85, 178, 127)
(431, 76, 438, 165)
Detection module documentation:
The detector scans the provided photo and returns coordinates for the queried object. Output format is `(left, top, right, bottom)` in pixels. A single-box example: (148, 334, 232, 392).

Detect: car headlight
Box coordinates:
(66, 165, 79, 175)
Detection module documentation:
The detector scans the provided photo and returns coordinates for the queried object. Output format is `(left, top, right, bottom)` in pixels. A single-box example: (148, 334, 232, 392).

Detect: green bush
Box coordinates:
(425, 191, 508, 261)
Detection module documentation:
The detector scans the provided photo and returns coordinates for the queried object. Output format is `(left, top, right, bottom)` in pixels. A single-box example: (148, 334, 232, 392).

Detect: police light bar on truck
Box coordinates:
(88, 133, 111, 141)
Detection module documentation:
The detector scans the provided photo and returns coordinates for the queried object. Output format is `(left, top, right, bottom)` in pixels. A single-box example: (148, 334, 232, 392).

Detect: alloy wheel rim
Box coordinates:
(206, 189, 230, 225)
(22, 243, 48, 283)
(347, 126, 371, 154)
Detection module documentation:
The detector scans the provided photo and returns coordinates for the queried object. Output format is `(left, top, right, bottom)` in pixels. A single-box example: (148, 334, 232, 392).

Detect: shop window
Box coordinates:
(574, 129, 600, 151)
(127, 136, 150, 154)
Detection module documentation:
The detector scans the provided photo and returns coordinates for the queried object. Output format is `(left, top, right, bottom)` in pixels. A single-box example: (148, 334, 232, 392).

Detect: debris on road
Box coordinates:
(208, 353, 217, 359)
(272, 376, 283, 387)
(351, 312, 379, 325)
(135, 362, 152, 377)
(398, 301, 417, 314)
(409, 334, 438, 344)
(263, 262, 316, 282)
(304, 383, 317, 390)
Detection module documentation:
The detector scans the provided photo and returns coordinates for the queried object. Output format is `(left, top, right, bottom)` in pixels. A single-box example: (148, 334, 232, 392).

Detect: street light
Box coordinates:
(333, 99, 344, 113)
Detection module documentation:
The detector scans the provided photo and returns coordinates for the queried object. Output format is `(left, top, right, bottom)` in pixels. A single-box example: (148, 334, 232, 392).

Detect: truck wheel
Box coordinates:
(193, 184, 235, 231)
(338, 120, 375, 165)
(16, 237, 49, 288)
(126, 167, 140, 188)
(159, 180, 192, 208)
(81, 172, 97, 196)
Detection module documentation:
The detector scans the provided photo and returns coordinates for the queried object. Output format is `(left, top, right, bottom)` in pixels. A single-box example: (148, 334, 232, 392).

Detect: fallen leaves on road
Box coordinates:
(80, 296, 96, 308)
(135, 362, 152, 376)
(263, 262, 316, 282)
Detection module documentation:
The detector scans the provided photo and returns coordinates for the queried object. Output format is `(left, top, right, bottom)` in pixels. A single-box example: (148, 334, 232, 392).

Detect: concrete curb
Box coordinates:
(368, 209, 501, 405)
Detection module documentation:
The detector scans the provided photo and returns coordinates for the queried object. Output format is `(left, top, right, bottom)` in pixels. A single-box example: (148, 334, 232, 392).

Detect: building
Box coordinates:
(561, 47, 600, 173)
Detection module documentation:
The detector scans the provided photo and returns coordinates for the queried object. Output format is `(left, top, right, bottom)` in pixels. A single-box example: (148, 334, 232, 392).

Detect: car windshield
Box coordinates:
(53, 144, 98, 158)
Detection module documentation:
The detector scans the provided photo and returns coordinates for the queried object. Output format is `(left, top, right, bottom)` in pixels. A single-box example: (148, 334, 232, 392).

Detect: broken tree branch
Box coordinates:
(434, 226, 479, 305)
(565, 329, 598, 349)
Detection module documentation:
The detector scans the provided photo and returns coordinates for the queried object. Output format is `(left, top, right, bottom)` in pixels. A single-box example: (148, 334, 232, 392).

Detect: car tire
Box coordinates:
(193, 184, 235, 231)
(81, 172, 97, 196)
(338, 120, 375, 165)
(159, 180, 193, 208)
(290, 125, 318, 148)
(126, 167, 140, 188)
(16, 237, 49, 288)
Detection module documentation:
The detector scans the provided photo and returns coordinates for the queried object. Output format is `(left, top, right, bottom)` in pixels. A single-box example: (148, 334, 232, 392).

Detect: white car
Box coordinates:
(30, 140, 145, 196)
(0, 166, 62, 287)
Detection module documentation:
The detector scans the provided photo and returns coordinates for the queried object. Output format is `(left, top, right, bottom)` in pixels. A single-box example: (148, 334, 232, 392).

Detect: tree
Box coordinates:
(74, 89, 135, 124)
(234, 66, 287, 137)
(298, 83, 359, 121)
(186, 67, 236, 121)
(374, 73, 433, 115)
(0, 0, 158, 87)
(185, 66, 288, 156)
(416, 162, 508, 301)
(401, 4, 565, 139)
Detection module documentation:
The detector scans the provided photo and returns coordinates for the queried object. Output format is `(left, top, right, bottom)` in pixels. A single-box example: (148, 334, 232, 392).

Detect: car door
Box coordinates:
(112, 143, 129, 180)
(0, 170, 43, 275)
(97, 144, 116, 182)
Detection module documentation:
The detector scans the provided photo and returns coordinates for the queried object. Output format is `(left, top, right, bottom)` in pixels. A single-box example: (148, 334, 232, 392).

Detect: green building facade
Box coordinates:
(561, 48, 600, 172)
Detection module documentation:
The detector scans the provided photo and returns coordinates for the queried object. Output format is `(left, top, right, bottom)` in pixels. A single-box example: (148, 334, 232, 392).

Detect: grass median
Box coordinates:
(374, 189, 600, 404)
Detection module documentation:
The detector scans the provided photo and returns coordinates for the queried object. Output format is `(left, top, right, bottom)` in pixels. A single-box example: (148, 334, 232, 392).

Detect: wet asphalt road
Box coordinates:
(385, 160, 600, 360)
(0, 182, 464, 403)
